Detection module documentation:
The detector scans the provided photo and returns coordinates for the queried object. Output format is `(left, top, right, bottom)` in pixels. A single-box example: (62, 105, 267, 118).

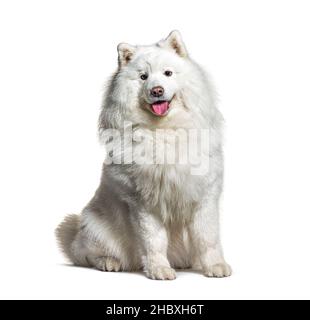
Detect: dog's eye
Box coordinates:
(140, 73, 148, 80)
(164, 70, 173, 77)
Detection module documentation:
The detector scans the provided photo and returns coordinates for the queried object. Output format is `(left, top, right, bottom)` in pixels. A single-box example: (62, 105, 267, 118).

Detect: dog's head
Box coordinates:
(100, 31, 213, 131)
(116, 31, 190, 118)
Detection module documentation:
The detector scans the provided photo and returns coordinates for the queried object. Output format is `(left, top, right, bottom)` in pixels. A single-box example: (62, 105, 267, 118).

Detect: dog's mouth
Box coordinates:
(149, 100, 170, 117)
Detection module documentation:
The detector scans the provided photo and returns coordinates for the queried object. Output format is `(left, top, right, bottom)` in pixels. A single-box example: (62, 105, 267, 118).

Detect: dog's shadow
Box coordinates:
(58, 263, 202, 278)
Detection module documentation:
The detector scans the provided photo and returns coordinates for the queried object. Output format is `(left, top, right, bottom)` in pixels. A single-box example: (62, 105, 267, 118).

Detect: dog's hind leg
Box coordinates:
(56, 214, 89, 267)
(56, 214, 121, 271)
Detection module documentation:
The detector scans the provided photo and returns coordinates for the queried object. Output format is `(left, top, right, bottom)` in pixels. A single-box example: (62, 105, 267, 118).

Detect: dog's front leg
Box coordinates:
(137, 210, 176, 280)
(189, 192, 232, 278)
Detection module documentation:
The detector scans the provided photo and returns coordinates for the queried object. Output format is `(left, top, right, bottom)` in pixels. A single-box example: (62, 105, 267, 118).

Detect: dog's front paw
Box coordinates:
(146, 266, 176, 280)
(204, 263, 232, 278)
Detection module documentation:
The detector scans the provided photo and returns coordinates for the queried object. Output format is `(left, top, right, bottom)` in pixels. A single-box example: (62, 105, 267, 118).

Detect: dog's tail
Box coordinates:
(55, 214, 80, 264)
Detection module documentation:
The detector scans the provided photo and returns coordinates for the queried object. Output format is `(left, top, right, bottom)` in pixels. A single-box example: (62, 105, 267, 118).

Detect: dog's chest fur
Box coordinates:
(130, 130, 207, 223)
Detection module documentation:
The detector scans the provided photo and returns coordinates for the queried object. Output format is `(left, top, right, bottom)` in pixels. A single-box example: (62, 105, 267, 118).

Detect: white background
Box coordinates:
(0, 0, 310, 300)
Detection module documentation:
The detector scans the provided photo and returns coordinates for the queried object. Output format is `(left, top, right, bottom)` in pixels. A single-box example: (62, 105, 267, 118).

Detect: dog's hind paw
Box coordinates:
(91, 256, 121, 272)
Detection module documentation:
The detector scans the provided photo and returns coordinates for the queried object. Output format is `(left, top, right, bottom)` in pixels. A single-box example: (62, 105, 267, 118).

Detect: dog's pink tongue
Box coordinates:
(151, 101, 169, 115)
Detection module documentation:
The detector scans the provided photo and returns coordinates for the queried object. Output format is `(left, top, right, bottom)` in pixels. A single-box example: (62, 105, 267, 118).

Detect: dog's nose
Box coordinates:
(150, 86, 164, 98)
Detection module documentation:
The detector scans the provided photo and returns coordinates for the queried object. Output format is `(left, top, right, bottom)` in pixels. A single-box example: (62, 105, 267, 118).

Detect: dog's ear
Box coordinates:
(117, 43, 136, 68)
(161, 30, 188, 58)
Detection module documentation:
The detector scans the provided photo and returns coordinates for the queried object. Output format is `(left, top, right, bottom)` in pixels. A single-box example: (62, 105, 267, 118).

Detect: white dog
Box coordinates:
(56, 31, 231, 280)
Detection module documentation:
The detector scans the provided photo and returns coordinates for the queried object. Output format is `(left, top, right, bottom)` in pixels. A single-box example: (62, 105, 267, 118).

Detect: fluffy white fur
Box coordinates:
(56, 31, 231, 280)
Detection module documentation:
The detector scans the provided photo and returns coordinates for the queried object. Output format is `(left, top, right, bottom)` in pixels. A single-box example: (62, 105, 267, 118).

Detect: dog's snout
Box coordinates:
(150, 86, 164, 98)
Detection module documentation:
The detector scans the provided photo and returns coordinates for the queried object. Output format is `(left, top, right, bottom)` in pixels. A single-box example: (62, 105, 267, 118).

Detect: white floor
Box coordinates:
(1, 252, 309, 300)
